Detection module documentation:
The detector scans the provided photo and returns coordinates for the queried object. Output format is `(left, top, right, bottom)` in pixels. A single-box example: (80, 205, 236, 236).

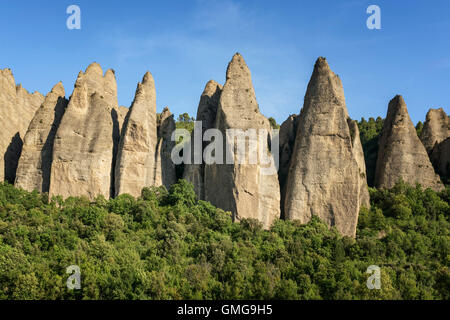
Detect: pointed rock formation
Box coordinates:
(278, 114, 300, 218)
(154, 107, 177, 189)
(204, 53, 281, 229)
(0, 68, 44, 183)
(420, 108, 449, 182)
(420, 108, 449, 154)
(375, 96, 444, 191)
(284, 57, 369, 237)
(49, 63, 120, 199)
(115, 72, 158, 197)
(15, 82, 68, 192)
(183, 80, 222, 199)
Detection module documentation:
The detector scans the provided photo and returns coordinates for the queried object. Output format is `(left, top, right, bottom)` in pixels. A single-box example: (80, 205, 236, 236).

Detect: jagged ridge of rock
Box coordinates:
(375, 95, 444, 191)
(283, 57, 369, 238)
(0, 68, 44, 183)
(278, 114, 299, 218)
(115, 72, 158, 197)
(154, 107, 177, 189)
(49, 63, 121, 200)
(420, 108, 449, 181)
(204, 53, 281, 229)
(15, 82, 68, 192)
(183, 80, 222, 200)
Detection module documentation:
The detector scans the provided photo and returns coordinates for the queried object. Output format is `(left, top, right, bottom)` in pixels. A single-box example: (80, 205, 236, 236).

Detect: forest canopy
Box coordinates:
(0, 179, 448, 300)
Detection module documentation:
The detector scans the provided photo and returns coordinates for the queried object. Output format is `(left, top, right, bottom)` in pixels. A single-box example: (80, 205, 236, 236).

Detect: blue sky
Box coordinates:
(0, 0, 448, 125)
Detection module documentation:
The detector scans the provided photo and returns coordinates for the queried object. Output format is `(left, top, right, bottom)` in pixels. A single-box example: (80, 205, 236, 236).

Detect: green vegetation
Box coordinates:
(176, 112, 195, 134)
(268, 117, 280, 130)
(358, 117, 384, 186)
(416, 121, 424, 137)
(0, 180, 448, 300)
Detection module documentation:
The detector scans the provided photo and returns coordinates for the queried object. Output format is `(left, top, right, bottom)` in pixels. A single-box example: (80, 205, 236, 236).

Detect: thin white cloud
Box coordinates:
(193, 0, 254, 32)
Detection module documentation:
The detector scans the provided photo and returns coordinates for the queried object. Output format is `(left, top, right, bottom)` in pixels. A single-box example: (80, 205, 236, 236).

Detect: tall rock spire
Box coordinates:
(284, 57, 369, 237)
(183, 80, 222, 199)
(375, 95, 444, 191)
(15, 82, 68, 192)
(154, 107, 176, 189)
(0, 68, 44, 183)
(420, 108, 449, 154)
(114, 71, 158, 197)
(420, 108, 449, 182)
(278, 114, 300, 218)
(49, 63, 120, 199)
(204, 53, 281, 229)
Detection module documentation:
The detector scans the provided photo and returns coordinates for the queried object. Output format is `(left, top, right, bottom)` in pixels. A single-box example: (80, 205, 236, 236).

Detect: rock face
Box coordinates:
(116, 106, 129, 132)
(347, 119, 371, 209)
(420, 108, 449, 181)
(204, 53, 281, 229)
(278, 114, 299, 218)
(183, 80, 222, 199)
(420, 108, 449, 154)
(375, 95, 443, 191)
(49, 63, 120, 199)
(284, 57, 369, 238)
(115, 72, 158, 197)
(154, 107, 177, 189)
(0, 69, 44, 183)
(430, 138, 450, 181)
(15, 82, 68, 192)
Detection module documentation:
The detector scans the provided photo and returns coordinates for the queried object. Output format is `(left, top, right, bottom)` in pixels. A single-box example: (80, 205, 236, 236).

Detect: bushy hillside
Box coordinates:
(358, 117, 384, 186)
(0, 180, 448, 300)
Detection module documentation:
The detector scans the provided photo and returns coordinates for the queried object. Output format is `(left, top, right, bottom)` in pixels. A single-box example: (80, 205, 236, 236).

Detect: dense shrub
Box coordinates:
(0, 180, 448, 300)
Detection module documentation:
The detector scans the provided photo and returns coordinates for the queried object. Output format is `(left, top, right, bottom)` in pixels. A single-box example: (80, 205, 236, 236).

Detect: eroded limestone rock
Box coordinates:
(115, 72, 158, 197)
(284, 57, 368, 237)
(0, 68, 44, 183)
(183, 80, 222, 199)
(375, 95, 443, 191)
(420, 108, 449, 182)
(15, 82, 68, 192)
(49, 63, 120, 199)
(278, 114, 299, 218)
(154, 107, 177, 189)
(204, 53, 281, 229)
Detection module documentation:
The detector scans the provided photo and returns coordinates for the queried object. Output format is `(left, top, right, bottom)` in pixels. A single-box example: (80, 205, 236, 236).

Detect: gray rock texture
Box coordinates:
(15, 82, 68, 192)
(375, 95, 444, 191)
(183, 80, 222, 199)
(430, 138, 449, 181)
(347, 119, 371, 209)
(116, 106, 129, 132)
(204, 53, 281, 229)
(154, 107, 177, 189)
(115, 72, 158, 197)
(49, 63, 120, 199)
(278, 114, 299, 218)
(420, 108, 449, 181)
(420, 108, 449, 154)
(283, 57, 369, 238)
(0, 68, 44, 183)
